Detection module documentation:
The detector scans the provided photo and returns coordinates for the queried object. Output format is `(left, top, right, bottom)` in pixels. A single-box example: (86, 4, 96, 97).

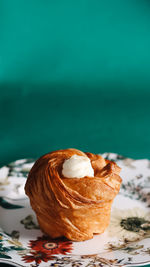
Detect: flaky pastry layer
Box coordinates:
(25, 149, 122, 241)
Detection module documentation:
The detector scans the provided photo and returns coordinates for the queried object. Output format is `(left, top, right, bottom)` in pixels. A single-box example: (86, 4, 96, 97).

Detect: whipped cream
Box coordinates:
(62, 154, 94, 178)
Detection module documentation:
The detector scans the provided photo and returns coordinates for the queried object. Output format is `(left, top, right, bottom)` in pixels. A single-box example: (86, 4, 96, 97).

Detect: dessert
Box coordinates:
(25, 148, 122, 241)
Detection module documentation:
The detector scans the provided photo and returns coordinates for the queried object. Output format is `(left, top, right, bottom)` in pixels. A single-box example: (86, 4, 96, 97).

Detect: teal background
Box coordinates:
(0, 0, 150, 169)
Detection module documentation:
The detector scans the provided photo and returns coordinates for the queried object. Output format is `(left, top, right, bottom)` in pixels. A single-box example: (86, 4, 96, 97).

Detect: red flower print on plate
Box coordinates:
(22, 235, 73, 265)
(29, 235, 72, 255)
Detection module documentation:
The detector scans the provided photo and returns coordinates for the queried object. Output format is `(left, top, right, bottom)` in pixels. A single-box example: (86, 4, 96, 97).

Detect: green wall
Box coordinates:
(0, 0, 150, 167)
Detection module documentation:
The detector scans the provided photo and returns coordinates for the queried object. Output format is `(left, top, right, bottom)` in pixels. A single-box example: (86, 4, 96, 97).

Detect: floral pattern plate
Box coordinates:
(0, 153, 150, 267)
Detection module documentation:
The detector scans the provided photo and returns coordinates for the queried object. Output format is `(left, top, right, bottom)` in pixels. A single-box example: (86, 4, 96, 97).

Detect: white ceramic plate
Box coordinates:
(0, 153, 150, 267)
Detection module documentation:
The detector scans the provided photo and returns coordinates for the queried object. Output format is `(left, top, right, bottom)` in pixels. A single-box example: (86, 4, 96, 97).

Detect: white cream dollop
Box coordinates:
(62, 154, 94, 178)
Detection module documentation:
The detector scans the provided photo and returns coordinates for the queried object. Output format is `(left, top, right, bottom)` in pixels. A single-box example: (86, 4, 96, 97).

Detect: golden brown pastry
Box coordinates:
(25, 149, 122, 241)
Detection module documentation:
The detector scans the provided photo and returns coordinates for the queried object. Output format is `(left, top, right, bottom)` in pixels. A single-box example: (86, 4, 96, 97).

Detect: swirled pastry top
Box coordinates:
(25, 148, 122, 207)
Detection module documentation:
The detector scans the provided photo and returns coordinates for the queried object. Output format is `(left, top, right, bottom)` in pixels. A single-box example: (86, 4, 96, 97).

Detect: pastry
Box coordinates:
(25, 148, 122, 241)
